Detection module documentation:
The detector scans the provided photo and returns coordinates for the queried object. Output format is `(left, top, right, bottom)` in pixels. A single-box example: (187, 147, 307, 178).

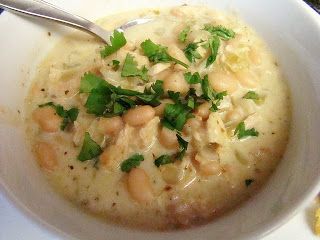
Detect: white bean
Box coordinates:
(34, 142, 57, 171)
(159, 127, 178, 149)
(123, 106, 155, 127)
(195, 102, 211, 120)
(127, 168, 154, 204)
(163, 71, 189, 94)
(33, 106, 62, 132)
(98, 116, 124, 135)
(208, 71, 239, 94)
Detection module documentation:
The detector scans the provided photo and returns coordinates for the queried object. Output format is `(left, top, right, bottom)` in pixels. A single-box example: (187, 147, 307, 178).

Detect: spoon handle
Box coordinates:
(0, 0, 111, 43)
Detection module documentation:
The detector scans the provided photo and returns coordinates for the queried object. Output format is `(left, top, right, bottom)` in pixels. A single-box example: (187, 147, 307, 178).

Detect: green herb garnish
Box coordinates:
(206, 35, 220, 67)
(162, 103, 193, 131)
(234, 122, 259, 139)
(112, 60, 120, 71)
(121, 53, 148, 81)
(80, 73, 162, 116)
(140, 39, 188, 68)
(184, 72, 202, 84)
(154, 155, 173, 167)
(77, 132, 102, 161)
(39, 102, 79, 130)
(204, 24, 235, 40)
(243, 91, 259, 100)
(120, 154, 144, 172)
(154, 135, 188, 167)
(178, 26, 191, 43)
(100, 30, 127, 58)
(176, 134, 188, 160)
(183, 42, 202, 63)
(201, 75, 227, 112)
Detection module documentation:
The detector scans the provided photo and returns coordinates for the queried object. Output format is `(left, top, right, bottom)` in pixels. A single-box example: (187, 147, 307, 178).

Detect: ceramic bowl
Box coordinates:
(1, 0, 320, 239)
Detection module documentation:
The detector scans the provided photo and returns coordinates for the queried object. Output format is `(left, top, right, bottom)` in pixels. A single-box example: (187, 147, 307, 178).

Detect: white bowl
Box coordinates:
(1, 0, 320, 239)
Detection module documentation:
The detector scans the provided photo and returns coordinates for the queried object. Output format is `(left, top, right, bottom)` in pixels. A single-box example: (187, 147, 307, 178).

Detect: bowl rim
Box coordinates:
(1, 0, 320, 239)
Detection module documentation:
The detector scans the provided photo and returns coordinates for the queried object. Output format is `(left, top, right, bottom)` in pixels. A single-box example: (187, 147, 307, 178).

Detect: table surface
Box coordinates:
(0, 190, 319, 240)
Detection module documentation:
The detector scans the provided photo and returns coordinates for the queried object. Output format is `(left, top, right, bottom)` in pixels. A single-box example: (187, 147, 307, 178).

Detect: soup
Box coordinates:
(25, 5, 291, 230)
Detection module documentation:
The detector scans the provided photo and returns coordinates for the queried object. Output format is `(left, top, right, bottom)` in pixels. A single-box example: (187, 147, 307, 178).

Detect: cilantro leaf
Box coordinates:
(167, 91, 181, 103)
(80, 73, 108, 93)
(80, 73, 163, 116)
(178, 26, 191, 43)
(176, 134, 188, 160)
(162, 103, 193, 131)
(184, 72, 202, 84)
(183, 42, 202, 63)
(185, 88, 201, 109)
(112, 60, 120, 71)
(121, 53, 148, 81)
(234, 122, 259, 139)
(243, 91, 264, 104)
(201, 75, 215, 101)
(77, 132, 102, 161)
(100, 30, 127, 58)
(201, 75, 227, 112)
(206, 35, 220, 67)
(39, 102, 79, 130)
(154, 135, 188, 167)
(120, 154, 144, 172)
(243, 91, 259, 100)
(154, 155, 173, 167)
(204, 24, 235, 40)
(141, 39, 188, 68)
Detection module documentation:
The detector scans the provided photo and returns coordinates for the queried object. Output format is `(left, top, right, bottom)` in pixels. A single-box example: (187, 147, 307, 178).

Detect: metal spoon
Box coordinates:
(0, 0, 153, 44)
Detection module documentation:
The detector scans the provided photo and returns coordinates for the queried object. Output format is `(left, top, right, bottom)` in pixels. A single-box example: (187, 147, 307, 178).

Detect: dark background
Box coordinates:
(304, 0, 320, 13)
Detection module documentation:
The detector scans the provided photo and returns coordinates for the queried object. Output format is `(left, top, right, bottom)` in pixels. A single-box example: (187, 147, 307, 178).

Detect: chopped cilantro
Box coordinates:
(121, 53, 148, 82)
(112, 60, 120, 71)
(243, 91, 259, 100)
(39, 102, 79, 130)
(154, 155, 173, 167)
(243, 91, 264, 104)
(120, 154, 144, 172)
(162, 103, 193, 131)
(185, 88, 201, 109)
(178, 26, 191, 43)
(140, 39, 188, 68)
(154, 135, 188, 167)
(245, 179, 254, 187)
(184, 72, 202, 84)
(167, 91, 181, 103)
(201, 75, 227, 112)
(80, 73, 162, 116)
(183, 42, 202, 63)
(77, 132, 102, 161)
(100, 30, 127, 58)
(176, 134, 188, 160)
(80, 73, 107, 93)
(234, 122, 259, 139)
(206, 35, 220, 67)
(204, 24, 235, 40)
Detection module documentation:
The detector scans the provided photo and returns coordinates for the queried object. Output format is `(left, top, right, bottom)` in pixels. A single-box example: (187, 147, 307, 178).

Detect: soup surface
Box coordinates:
(25, 6, 291, 230)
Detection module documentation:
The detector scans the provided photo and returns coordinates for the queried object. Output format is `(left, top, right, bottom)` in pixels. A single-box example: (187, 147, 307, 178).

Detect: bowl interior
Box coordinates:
(1, 0, 320, 239)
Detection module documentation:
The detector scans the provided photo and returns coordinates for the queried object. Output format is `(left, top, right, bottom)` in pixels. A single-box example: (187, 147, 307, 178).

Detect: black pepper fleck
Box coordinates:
(47, 32, 51, 36)
(64, 151, 68, 155)
(41, 88, 45, 92)
(68, 165, 74, 170)
(64, 90, 69, 95)
(112, 202, 116, 207)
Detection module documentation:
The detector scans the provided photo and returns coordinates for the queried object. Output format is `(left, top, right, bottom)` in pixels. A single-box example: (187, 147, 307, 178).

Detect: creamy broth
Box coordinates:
(25, 6, 291, 230)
